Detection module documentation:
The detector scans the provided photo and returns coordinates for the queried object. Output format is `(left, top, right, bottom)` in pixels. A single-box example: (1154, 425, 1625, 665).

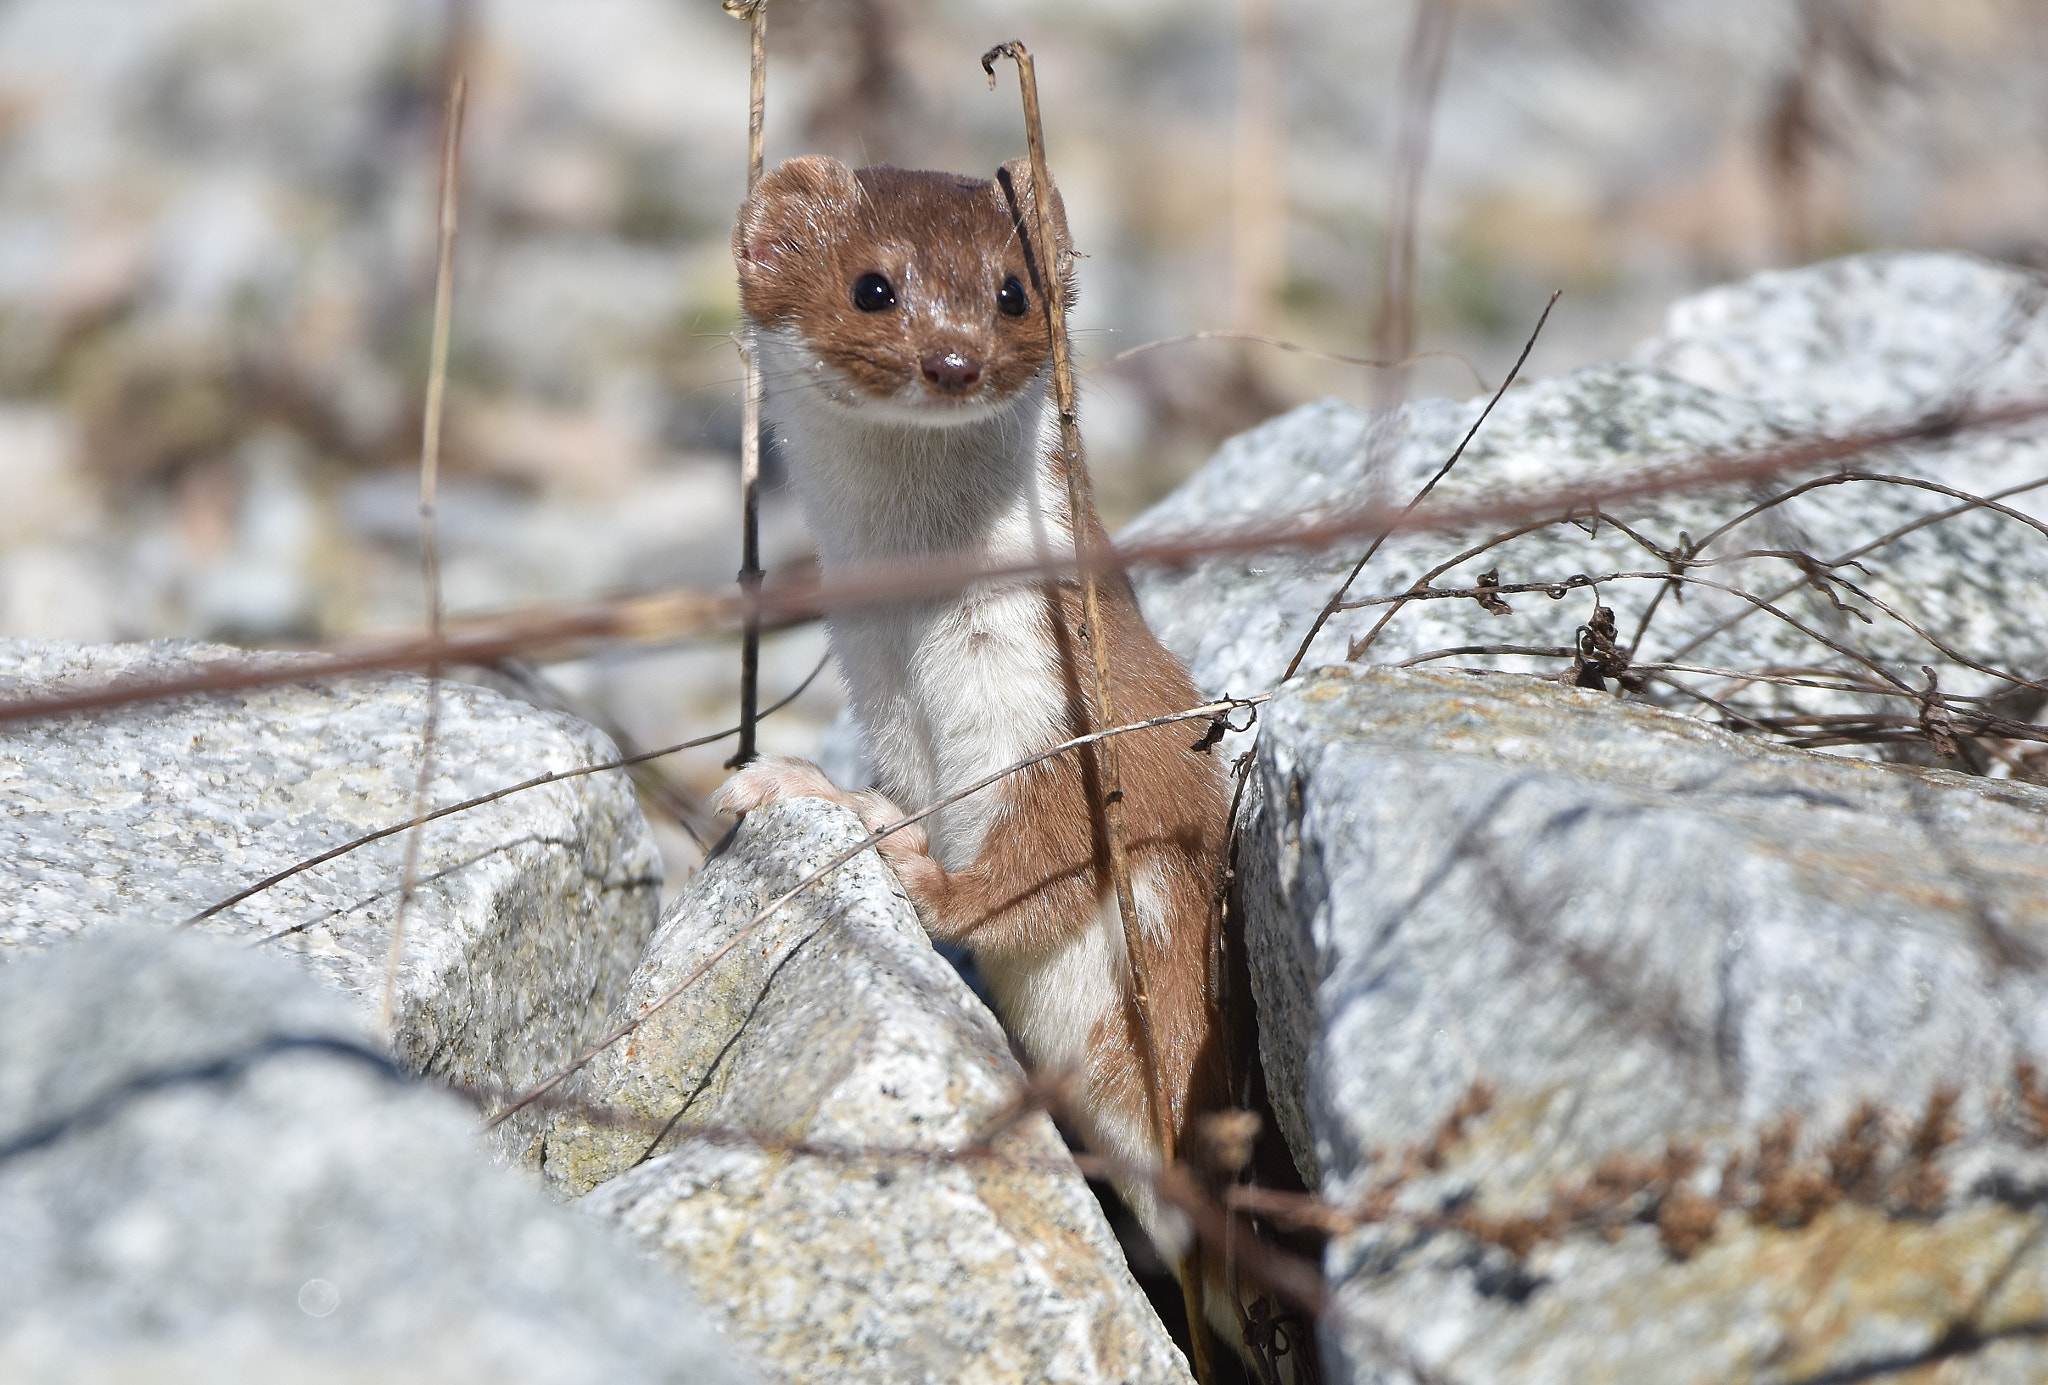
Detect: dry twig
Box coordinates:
(726, 0, 772, 768)
(982, 45, 1188, 1367)
(1286, 290, 1557, 679)
(380, 74, 466, 1042)
(7, 395, 2048, 731)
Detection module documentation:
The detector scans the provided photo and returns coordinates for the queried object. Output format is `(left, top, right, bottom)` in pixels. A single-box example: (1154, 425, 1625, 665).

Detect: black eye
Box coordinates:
(852, 272, 896, 312)
(997, 276, 1028, 318)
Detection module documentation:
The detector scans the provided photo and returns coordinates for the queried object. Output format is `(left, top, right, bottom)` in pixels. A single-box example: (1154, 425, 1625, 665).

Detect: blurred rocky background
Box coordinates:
(1, 0, 2042, 890)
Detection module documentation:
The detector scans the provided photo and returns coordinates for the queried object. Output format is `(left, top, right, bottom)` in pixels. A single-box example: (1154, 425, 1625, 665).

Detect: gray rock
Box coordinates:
(543, 797, 1192, 1385)
(1241, 664, 2048, 1384)
(0, 639, 663, 1116)
(0, 928, 748, 1385)
(1128, 253, 2048, 757)
(1635, 252, 2048, 428)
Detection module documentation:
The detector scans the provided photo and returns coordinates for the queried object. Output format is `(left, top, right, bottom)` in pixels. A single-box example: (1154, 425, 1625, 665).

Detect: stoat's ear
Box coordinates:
(994, 158, 1073, 305)
(734, 155, 860, 276)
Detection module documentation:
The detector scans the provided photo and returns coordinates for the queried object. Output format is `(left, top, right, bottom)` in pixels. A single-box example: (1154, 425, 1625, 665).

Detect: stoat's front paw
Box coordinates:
(711, 756, 844, 817)
(870, 817, 932, 866)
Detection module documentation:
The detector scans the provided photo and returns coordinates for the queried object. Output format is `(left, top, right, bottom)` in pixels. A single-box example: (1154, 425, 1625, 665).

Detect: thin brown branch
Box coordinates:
(729, 0, 771, 769)
(984, 37, 1196, 1370)
(1661, 469, 2048, 665)
(1394, 644, 1573, 667)
(1283, 290, 1557, 681)
(1691, 471, 2048, 560)
(1340, 569, 1610, 609)
(1376, 0, 1459, 413)
(380, 73, 466, 1042)
(8, 395, 2048, 728)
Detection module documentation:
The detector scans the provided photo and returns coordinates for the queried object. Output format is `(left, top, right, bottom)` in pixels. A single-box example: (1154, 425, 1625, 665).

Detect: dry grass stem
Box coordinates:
(1375, 0, 1459, 421)
(379, 73, 465, 1042)
(983, 36, 1202, 1374)
(1288, 289, 1557, 680)
(6, 394, 2048, 731)
(728, 0, 771, 769)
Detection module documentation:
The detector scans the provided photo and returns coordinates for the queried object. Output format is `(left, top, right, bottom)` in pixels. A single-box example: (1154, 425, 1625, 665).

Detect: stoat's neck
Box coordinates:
(751, 324, 1075, 860)
(753, 327, 1070, 568)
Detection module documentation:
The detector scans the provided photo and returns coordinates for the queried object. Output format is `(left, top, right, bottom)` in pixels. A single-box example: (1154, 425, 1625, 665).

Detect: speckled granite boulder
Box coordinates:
(1129, 253, 2048, 750)
(1242, 665, 2048, 1384)
(543, 797, 1192, 1385)
(0, 928, 748, 1385)
(1635, 252, 2048, 426)
(0, 639, 663, 1112)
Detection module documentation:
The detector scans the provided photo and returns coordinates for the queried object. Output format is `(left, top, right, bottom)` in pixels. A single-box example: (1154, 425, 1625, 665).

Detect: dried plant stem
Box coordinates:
(1101, 331, 1490, 393)
(1376, 0, 1458, 415)
(1283, 290, 1555, 680)
(1659, 471, 2048, 666)
(729, 1, 770, 769)
(180, 654, 829, 929)
(980, 45, 1197, 1367)
(1231, 0, 1284, 336)
(380, 74, 465, 1043)
(10, 394, 2048, 730)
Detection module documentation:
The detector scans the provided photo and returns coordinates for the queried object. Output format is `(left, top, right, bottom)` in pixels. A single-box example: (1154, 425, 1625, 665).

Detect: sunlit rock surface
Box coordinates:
(1242, 665, 2048, 1384)
(0, 638, 662, 1111)
(547, 797, 1194, 1385)
(1130, 253, 2048, 759)
(0, 929, 748, 1385)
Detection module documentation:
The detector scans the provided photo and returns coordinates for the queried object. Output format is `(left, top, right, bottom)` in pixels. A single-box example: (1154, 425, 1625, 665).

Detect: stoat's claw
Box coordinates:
(711, 756, 842, 816)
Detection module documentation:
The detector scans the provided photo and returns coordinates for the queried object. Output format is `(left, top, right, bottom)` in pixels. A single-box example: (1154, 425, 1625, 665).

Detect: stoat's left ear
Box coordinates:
(994, 158, 1073, 303)
(735, 155, 860, 276)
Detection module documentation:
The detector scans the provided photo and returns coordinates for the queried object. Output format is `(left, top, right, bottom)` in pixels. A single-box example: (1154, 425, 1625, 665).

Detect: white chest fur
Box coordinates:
(757, 329, 1072, 872)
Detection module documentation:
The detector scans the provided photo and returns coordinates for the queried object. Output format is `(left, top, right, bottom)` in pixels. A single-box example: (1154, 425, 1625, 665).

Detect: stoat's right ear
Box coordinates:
(734, 155, 860, 277)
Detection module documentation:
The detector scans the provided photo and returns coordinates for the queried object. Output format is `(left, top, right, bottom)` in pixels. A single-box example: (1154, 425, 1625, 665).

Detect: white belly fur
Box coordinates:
(759, 326, 1071, 867)
(760, 330, 1166, 1217)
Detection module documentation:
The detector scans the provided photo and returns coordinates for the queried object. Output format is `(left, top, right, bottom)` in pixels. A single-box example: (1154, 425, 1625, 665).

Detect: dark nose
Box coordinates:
(920, 350, 983, 393)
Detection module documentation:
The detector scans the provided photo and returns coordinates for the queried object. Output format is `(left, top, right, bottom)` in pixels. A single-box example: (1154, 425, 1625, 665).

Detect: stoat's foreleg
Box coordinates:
(713, 756, 1098, 959)
(713, 754, 941, 886)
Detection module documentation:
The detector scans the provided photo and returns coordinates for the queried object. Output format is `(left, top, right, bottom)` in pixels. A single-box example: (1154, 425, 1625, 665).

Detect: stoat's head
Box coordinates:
(735, 156, 1073, 425)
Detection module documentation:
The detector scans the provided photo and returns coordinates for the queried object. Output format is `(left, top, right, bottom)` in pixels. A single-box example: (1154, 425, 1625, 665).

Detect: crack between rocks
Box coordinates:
(623, 914, 834, 1173)
(0, 1034, 404, 1167)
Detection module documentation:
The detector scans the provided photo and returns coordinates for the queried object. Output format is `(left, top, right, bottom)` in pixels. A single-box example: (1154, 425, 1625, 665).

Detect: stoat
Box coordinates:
(714, 155, 1313, 1378)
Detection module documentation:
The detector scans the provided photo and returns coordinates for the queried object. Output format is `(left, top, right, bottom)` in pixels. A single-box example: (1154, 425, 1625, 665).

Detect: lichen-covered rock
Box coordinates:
(0, 639, 662, 1111)
(1242, 665, 2048, 1384)
(0, 928, 748, 1385)
(544, 797, 1192, 1385)
(1128, 253, 2048, 753)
